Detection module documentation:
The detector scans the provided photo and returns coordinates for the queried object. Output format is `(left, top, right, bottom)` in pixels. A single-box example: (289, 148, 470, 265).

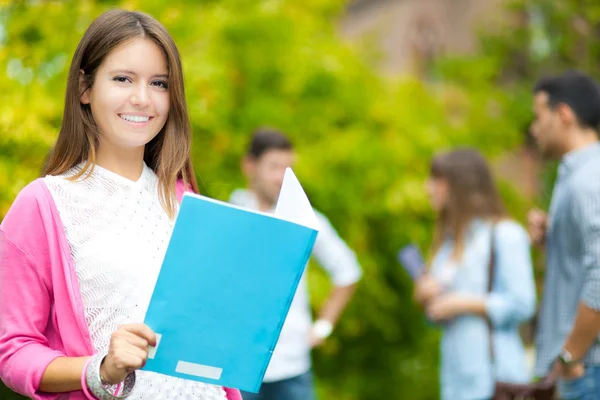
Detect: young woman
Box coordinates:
(415, 149, 536, 400)
(0, 9, 241, 400)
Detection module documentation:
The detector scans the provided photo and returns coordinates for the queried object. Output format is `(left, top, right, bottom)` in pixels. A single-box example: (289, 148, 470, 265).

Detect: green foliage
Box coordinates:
(0, 0, 564, 398)
(437, 0, 600, 205)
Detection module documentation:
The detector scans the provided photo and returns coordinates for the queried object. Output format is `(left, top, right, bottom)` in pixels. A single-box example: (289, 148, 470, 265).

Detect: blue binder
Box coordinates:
(397, 244, 425, 281)
(142, 169, 319, 393)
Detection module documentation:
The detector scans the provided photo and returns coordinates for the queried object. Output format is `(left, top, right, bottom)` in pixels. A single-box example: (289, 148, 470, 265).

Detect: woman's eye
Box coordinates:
(113, 76, 130, 83)
(151, 80, 168, 89)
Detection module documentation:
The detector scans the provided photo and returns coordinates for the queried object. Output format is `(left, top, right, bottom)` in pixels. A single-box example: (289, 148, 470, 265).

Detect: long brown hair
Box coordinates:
(430, 148, 506, 261)
(43, 9, 199, 218)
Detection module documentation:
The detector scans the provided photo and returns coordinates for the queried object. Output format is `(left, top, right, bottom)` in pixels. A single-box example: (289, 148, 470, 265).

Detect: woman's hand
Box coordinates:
(414, 275, 444, 305)
(427, 293, 486, 322)
(100, 324, 157, 384)
(427, 293, 466, 321)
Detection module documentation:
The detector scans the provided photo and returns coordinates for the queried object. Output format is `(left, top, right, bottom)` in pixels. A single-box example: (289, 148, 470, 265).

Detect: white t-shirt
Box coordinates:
(45, 163, 226, 400)
(229, 189, 362, 382)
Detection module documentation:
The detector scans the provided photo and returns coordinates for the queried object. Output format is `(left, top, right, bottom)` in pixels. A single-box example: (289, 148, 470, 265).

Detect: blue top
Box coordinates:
(430, 220, 536, 400)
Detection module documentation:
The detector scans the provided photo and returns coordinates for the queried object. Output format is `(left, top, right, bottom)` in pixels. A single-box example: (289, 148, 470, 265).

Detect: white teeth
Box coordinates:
(120, 114, 150, 123)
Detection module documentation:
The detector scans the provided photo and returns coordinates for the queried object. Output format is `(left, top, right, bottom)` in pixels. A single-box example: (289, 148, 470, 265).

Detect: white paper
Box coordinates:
(274, 168, 319, 231)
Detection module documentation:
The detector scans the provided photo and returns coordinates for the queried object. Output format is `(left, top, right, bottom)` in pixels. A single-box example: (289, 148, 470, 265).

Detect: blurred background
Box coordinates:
(2, 0, 600, 398)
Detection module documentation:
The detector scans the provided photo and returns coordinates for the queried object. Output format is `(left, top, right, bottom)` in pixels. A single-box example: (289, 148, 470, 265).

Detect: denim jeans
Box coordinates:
(557, 364, 600, 400)
(241, 371, 315, 400)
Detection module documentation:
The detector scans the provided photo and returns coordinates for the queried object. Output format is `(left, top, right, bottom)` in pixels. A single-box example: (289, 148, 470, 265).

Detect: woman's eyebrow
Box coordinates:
(109, 69, 168, 78)
(109, 69, 136, 75)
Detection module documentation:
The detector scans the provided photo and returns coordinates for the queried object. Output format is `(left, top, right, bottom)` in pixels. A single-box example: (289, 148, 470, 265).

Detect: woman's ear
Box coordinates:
(79, 69, 91, 105)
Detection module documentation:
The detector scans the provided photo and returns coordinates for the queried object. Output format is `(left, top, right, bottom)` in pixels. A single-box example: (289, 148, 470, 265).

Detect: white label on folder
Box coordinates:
(147, 333, 162, 360)
(175, 361, 223, 380)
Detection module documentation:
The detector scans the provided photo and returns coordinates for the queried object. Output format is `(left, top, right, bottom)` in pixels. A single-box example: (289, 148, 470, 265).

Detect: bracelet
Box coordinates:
(84, 353, 136, 399)
(81, 357, 95, 399)
(312, 319, 334, 339)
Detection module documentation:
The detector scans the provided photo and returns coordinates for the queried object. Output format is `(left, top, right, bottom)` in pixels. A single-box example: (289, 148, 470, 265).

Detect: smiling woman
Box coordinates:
(42, 9, 197, 218)
(0, 8, 241, 400)
(80, 38, 171, 163)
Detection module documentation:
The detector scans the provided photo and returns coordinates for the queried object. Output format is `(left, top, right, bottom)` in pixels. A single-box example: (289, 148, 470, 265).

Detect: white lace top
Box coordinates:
(44, 163, 226, 400)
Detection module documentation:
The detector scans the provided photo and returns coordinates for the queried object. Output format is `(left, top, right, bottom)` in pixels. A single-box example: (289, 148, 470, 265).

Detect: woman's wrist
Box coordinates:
(99, 358, 113, 385)
(460, 295, 487, 317)
(84, 353, 136, 399)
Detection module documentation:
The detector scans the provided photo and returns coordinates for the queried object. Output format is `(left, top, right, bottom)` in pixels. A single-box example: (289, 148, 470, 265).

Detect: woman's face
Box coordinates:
(81, 38, 170, 155)
(426, 176, 449, 212)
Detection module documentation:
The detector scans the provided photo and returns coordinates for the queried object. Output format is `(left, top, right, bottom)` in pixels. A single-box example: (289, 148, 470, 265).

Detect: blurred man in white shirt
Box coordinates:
(232, 128, 362, 400)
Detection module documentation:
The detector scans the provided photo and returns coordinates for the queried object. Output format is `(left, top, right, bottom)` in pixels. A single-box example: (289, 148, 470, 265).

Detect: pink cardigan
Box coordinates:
(0, 179, 241, 400)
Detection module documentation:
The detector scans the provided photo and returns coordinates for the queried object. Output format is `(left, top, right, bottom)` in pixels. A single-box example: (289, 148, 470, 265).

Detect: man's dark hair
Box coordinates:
(534, 70, 600, 130)
(246, 127, 293, 159)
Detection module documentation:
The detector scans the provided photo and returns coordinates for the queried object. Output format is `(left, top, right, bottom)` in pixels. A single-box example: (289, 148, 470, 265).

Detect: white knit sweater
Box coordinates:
(45, 163, 226, 400)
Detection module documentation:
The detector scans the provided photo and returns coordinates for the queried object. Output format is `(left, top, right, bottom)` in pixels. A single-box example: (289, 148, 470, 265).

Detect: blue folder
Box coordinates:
(142, 169, 319, 393)
(397, 244, 425, 281)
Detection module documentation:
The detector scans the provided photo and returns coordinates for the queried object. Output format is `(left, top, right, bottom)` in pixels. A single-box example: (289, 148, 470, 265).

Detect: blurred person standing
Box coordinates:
(230, 128, 362, 400)
(415, 148, 536, 400)
(529, 70, 600, 399)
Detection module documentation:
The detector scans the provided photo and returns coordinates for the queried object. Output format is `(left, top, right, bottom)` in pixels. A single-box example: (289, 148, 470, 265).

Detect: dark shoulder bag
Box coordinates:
(487, 226, 556, 400)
